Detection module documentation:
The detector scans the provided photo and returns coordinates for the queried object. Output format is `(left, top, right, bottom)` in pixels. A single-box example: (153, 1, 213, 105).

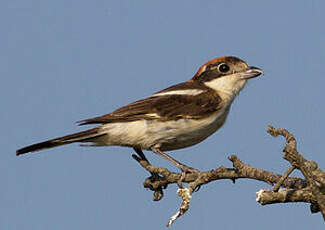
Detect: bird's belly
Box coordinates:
(93, 110, 228, 151)
(153, 112, 228, 151)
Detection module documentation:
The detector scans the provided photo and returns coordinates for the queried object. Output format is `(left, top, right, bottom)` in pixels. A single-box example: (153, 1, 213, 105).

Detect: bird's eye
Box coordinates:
(218, 63, 230, 73)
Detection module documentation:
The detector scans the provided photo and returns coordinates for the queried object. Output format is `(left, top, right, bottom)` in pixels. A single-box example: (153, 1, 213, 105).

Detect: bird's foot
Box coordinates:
(150, 147, 200, 188)
(177, 165, 200, 188)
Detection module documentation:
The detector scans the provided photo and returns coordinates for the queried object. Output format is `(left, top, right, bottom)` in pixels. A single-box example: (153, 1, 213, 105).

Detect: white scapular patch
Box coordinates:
(144, 113, 161, 118)
(152, 89, 205, 97)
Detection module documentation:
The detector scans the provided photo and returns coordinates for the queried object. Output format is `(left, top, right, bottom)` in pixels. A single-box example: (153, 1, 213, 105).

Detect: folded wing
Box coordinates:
(78, 82, 222, 125)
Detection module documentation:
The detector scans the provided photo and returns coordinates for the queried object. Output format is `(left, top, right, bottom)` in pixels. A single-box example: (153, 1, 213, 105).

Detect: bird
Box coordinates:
(16, 56, 263, 173)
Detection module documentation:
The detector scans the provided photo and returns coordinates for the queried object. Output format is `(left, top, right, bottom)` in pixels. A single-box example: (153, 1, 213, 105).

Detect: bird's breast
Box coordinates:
(150, 108, 230, 151)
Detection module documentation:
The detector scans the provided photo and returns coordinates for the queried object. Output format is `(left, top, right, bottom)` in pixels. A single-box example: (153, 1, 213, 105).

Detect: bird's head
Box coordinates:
(191, 56, 263, 98)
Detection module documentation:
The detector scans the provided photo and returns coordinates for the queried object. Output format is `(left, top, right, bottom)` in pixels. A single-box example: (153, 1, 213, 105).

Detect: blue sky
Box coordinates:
(1, 0, 325, 229)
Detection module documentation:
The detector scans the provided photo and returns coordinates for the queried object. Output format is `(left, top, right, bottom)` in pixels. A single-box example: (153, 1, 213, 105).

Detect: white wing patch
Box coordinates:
(152, 89, 205, 97)
(145, 113, 161, 118)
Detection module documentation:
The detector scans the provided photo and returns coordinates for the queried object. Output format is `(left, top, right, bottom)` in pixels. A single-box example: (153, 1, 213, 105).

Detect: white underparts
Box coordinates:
(90, 109, 227, 151)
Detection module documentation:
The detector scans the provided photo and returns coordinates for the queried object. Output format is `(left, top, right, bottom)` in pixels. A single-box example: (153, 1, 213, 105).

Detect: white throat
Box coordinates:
(204, 74, 247, 102)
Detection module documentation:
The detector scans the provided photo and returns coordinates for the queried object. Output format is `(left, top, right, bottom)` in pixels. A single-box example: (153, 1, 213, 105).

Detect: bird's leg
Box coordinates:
(133, 147, 163, 181)
(151, 147, 199, 187)
(151, 147, 199, 174)
(133, 147, 165, 201)
(133, 147, 149, 161)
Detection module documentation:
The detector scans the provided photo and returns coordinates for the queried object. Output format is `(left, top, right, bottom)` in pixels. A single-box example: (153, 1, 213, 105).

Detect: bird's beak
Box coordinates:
(241, 66, 264, 79)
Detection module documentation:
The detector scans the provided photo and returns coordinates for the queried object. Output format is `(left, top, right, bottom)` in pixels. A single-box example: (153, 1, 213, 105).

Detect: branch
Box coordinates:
(132, 153, 307, 196)
(256, 188, 315, 205)
(131, 125, 325, 226)
(267, 125, 325, 219)
(132, 151, 307, 226)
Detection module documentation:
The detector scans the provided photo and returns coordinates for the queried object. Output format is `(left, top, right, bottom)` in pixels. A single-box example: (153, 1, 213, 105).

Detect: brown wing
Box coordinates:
(78, 82, 222, 125)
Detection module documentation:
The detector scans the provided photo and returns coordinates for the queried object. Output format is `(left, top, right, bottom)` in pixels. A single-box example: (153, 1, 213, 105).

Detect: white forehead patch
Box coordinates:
(152, 89, 205, 97)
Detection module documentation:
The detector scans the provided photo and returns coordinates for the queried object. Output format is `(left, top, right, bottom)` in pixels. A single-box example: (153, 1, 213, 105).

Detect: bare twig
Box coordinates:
(267, 125, 325, 219)
(273, 166, 296, 192)
(131, 126, 325, 226)
(132, 150, 307, 226)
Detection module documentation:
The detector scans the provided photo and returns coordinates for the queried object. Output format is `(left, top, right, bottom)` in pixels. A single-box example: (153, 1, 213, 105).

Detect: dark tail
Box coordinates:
(16, 127, 106, 156)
